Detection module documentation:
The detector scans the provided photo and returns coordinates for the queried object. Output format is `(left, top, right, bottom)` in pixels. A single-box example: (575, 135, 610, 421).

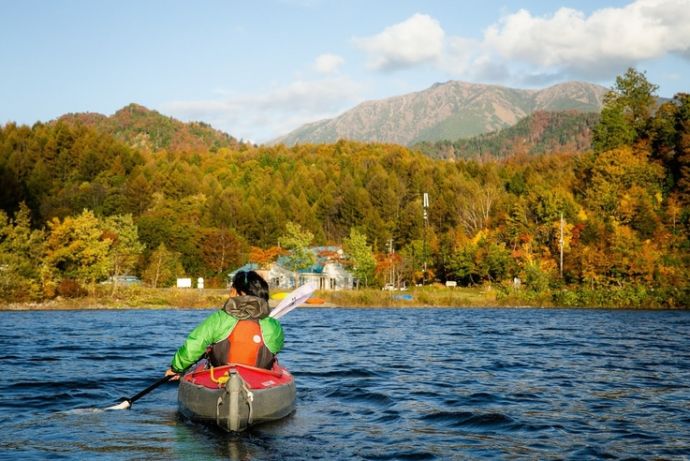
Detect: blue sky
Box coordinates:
(2, 0, 689, 143)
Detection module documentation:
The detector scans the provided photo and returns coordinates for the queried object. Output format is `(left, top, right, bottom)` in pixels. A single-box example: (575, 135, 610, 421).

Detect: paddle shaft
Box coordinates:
(126, 374, 174, 405)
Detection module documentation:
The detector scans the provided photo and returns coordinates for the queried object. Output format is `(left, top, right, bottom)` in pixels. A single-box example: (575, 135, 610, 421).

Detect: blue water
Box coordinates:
(0, 308, 689, 460)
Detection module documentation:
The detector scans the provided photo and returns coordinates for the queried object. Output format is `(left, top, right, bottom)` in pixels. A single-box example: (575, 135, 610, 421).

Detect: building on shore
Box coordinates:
(228, 246, 354, 291)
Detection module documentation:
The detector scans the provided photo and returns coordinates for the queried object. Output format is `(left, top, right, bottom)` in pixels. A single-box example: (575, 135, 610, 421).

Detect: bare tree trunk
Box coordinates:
(153, 254, 162, 289)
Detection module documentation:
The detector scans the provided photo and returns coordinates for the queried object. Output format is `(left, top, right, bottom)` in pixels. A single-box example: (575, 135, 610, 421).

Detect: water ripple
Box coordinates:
(0, 308, 689, 460)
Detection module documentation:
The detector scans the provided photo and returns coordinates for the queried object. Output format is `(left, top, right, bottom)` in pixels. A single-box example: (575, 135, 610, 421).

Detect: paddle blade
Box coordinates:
(270, 282, 317, 319)
(105, 399, 131, 411)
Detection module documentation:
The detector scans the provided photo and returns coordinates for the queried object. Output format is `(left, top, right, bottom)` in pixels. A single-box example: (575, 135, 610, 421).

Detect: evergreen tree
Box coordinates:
(593, 67, 658, 152)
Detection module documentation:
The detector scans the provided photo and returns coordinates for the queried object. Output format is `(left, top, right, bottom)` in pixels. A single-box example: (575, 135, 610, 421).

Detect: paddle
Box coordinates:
(270, 282, 318, 319)
(105, 374, 176, 410)
(105, 283, 316, 411)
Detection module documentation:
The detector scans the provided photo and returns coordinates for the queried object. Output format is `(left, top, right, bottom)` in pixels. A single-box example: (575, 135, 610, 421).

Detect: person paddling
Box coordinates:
(165, 271, 284, 379)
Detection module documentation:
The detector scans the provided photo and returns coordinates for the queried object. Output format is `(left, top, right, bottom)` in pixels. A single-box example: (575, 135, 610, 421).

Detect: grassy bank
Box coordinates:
(0, 286, 230, 310)
(0, 285, 500, 310)
(1, 285, 686, 310)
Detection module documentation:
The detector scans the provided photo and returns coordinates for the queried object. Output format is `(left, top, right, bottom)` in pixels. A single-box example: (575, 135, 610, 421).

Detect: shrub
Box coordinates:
(56, 279, 87, 298)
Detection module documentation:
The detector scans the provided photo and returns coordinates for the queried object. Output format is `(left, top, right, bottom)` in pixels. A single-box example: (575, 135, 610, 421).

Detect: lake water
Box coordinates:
(0, 307, 689, 460)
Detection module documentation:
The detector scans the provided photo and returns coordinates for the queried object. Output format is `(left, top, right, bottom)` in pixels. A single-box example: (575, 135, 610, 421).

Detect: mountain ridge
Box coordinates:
(57, 103, 246, 153)
(273, 80, 608, 146)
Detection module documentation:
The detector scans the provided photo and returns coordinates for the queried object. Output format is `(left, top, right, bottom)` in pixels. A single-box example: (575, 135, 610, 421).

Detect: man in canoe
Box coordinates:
(165, 271, 284, 378)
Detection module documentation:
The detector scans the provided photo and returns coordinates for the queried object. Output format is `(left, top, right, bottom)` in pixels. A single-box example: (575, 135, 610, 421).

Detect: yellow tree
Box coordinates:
(42, 210, 111, 296)
(0, 203, 45, 301)
(142, 243, 184, 288)
(102, 214, 145, 293)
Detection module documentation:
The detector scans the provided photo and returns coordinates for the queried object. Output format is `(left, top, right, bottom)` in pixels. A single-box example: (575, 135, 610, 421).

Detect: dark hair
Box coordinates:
(232, 270, 269, 301)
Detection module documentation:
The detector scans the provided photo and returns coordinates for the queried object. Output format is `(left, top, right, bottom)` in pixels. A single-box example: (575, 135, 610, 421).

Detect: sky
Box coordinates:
(2, 0, 689, 143)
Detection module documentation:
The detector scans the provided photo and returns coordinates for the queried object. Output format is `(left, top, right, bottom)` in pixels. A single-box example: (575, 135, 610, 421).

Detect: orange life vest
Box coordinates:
(209, 319, 275, 369)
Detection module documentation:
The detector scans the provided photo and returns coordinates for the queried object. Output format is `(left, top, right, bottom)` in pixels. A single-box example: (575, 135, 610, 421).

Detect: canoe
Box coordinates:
(305, 297, 325, 304)
(178, 362, 296, 432)
(393, 294, 414, 301)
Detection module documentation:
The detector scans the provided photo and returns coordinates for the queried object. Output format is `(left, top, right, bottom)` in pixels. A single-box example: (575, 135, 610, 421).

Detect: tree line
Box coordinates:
(415, 111, 600, 160)
(0, 69, 688, 306)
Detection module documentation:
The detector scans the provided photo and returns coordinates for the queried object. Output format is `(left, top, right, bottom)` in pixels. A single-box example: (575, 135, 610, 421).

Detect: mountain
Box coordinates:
(414, 110, 600, 160)
(273, 81, 608, 146)
(58, 103, 245, 153)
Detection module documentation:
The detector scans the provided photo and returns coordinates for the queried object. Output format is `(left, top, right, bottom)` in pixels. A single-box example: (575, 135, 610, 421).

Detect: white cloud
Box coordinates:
(162, 77, 364, 143)
(314, 53, 344, 74)
(482, 0, 690, 80)
(353, 13, 445, 71)
(163, 1, 690, 142)
(358, 1, 690, 84)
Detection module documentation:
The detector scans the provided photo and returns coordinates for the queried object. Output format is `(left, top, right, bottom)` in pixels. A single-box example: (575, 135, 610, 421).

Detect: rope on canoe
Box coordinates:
(242, 380, 254, 426)
(210, 366, 229, 386)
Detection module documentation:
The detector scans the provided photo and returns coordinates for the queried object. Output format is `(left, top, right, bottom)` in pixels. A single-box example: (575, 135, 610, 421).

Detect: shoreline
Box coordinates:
(1, 304, 684, 311)
(0, 285, 686, 311)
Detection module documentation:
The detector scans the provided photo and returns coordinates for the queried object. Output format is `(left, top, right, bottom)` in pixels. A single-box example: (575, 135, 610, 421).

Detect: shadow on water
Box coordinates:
(172, 412, 304, 461)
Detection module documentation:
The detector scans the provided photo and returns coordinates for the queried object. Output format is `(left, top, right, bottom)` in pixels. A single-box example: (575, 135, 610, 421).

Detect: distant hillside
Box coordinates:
(58, 104, 245, 153)
(414, 111, 600, 160)
(273, 81, 607, 146)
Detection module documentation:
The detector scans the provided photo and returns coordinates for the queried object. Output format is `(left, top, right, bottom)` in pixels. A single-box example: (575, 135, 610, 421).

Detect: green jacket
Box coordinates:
(170, 296, 284, 372)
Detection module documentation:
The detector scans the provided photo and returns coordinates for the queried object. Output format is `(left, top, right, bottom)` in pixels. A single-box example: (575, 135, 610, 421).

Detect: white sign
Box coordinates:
(445, 281, 457, 287)
(176, 278, 192, 288)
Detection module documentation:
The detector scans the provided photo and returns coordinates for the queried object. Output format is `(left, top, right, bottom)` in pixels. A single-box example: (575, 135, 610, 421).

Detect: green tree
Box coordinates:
(651, 93, 690, 203)
(611, 67, 659, 135)
(593, 67, 658, 152)
(448, 234, 513, 285)
(343, 228, 376, 288)
(277, 221, 315, 285)
(593, 101, 636, 153)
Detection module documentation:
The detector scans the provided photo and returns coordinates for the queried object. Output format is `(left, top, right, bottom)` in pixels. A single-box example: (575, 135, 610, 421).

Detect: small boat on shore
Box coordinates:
(305, 296, 325, 304)
(178, 362, 296, 432)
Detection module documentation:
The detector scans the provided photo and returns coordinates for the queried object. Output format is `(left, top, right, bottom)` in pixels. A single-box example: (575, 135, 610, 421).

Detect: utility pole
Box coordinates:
(558, 213, 563, 278)
(423, 192, 429, 286)
(388, 238, 394, 287)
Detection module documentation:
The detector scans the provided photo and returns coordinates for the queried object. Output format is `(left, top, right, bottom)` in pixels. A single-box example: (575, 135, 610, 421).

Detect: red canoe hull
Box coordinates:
(178, 363, 296, 432)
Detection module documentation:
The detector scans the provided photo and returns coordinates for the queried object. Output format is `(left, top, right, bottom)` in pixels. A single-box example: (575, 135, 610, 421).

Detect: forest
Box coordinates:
(414, 111, 600, 160)
(1, 69, 688, 307)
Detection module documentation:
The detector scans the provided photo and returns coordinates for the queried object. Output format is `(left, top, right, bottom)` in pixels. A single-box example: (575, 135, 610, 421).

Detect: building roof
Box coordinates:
(276, 246, 345, 274)
(228, 262, 260, 279)
(228, 246, 349, 279)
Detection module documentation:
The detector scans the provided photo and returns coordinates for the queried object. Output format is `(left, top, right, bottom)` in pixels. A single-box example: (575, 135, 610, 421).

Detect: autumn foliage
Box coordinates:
(0, 69, 688, 307)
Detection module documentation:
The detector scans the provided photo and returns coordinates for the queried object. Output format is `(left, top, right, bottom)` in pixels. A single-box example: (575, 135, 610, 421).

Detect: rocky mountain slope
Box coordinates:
(273, 81, 607, 146)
